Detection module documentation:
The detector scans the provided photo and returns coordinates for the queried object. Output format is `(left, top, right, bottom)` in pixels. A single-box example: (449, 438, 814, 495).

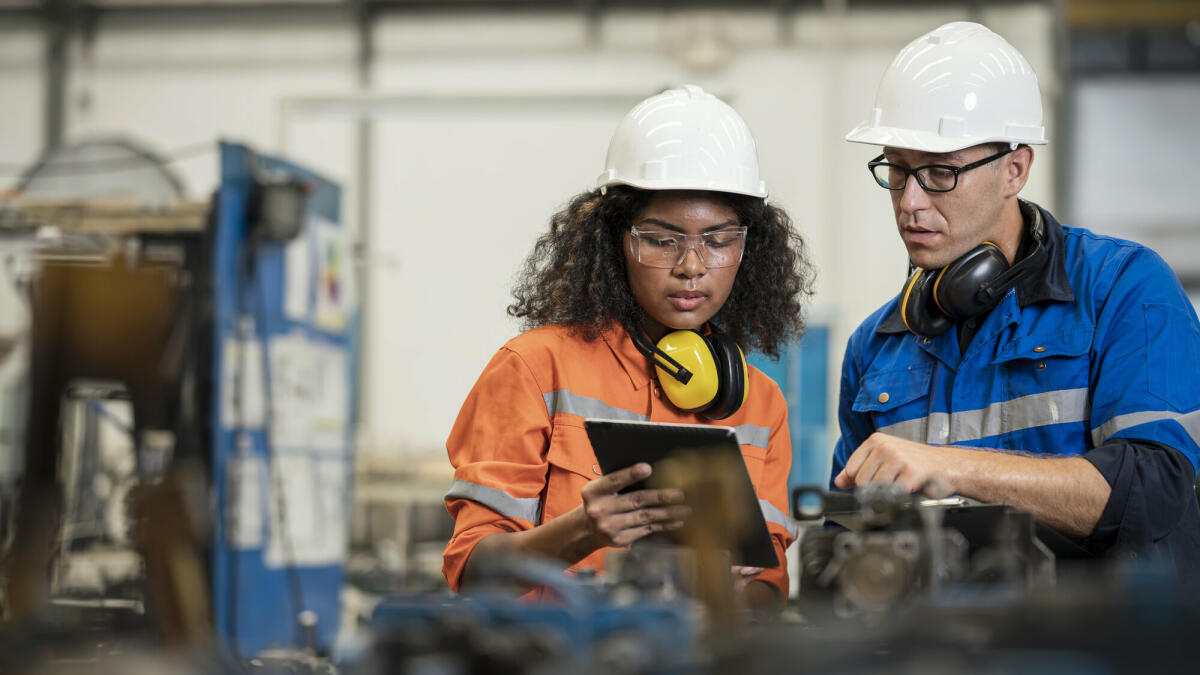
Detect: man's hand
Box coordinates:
(834, 432, 955, 497)
(580, 462, 691, 548)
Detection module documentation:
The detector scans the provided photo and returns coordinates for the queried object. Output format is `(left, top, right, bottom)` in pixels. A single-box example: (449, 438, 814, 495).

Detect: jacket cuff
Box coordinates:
(1081, 439, 1194, 553)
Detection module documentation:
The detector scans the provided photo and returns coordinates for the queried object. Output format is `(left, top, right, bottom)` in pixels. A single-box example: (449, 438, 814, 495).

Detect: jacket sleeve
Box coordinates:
(442, 346, 552, 591)
(752, 379, 797, 598)
(1081, 247, 1200, 564)
(830, 330, 873, 487)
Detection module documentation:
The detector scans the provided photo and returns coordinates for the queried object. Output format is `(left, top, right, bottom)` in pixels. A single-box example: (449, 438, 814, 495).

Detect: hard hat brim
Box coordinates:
(844, 122, 1047, 154)
(597, 176, 768, 200)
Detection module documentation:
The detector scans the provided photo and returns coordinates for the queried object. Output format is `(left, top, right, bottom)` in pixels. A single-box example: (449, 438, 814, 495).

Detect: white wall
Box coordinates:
(0, 18, 45, 179)
(1069, 75, 1200, 280)
(0, 5, 1059, 469)
(63, 11, 359, 197)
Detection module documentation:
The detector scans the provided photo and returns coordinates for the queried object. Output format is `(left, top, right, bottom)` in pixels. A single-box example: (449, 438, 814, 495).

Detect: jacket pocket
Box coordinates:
(851, 365, 935, 441)
(543, 423, 599, 524)
(1144, 304, 1200, 409)
(740, 444, 767, 489)
(547, 422, 601, 478)
(852, 365, 933, 414)
(993, 327, 1092, 410)
(992, 326, 1092, 364)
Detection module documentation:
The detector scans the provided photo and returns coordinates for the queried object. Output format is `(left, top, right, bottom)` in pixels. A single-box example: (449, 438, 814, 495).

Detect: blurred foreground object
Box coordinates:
(0, 140, 355, 672)
(3, 226, 210, 643)
(795, 485, 1054, 620)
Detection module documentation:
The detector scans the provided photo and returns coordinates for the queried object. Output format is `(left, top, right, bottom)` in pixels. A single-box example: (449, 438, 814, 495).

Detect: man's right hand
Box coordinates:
(579, 462, 691, 549)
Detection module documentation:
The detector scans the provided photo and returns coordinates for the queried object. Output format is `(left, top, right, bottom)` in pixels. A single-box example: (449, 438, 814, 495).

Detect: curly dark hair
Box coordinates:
(507, 185, 815, 359)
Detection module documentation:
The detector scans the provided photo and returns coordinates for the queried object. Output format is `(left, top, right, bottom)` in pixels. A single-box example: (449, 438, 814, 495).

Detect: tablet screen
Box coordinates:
(583, 418, 779, 569)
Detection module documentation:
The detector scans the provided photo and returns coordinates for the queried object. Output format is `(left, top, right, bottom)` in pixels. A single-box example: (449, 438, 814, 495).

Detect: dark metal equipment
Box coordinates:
(794, 485, 1054, 620)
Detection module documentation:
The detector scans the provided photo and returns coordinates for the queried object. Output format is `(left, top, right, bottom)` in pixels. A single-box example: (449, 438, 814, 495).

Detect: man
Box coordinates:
(832, 21, 1200, 570)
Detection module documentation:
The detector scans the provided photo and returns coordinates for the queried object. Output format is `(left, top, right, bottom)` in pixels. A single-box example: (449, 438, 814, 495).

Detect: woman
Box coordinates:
(442, 85, 813, 608)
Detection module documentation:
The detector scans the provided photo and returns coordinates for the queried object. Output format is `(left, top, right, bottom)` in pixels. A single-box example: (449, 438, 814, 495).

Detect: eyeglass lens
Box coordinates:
(632, 228, 746, 268)
(871, 164, 958, 192)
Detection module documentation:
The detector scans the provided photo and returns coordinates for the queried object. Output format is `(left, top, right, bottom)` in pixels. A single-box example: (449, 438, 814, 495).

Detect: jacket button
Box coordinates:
(1037, 362, 1046, 371)
(1033, 345, 1046, 353)
(878, 392, 890, 404)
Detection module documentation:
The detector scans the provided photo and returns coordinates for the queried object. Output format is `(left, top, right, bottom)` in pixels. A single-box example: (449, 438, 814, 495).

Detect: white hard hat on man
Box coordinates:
(846, 21, 1047, 153)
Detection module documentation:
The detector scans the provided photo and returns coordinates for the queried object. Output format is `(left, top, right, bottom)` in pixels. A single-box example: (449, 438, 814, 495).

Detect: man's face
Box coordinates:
(623, 191, 741, 341)
(884, 144, 1009, 270)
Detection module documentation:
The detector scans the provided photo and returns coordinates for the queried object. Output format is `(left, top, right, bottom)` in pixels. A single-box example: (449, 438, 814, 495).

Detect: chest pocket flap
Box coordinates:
(993, 326, 1092, 364)
(547, 423, 601, 479)
(852, 365, 933, 414)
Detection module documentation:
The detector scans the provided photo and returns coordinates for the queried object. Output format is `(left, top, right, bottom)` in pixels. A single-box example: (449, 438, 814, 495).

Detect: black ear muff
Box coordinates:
(933, 241, 1010, 319)
(702, 330, 747, 420)
(901, 267, 953, 339)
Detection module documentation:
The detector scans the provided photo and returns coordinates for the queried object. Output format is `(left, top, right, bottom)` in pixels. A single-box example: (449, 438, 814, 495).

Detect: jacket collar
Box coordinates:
(877, 199, 1075, 335)
(601, 322, 653, 390)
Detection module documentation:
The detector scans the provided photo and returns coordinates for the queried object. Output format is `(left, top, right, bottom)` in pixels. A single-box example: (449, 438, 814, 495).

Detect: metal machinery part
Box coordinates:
(795, 484, 1052, 620)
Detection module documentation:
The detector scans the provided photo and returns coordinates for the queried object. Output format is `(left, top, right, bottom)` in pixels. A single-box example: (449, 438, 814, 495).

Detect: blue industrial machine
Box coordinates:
(747, 325, 831, 492)
(210, 142, 358, 656)
(367, 556, 696, 674)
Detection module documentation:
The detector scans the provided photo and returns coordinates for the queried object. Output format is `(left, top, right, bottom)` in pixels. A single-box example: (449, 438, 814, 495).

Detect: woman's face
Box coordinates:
(623, 190, 742, 342)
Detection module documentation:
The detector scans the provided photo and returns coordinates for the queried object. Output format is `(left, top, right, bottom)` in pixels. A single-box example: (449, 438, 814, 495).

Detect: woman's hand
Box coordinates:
(731, 565, 764, 594)
(579, 462, 691, 549)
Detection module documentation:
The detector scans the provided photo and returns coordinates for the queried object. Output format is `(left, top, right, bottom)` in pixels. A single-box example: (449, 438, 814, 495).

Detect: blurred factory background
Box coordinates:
(0, 0, 1197, 670)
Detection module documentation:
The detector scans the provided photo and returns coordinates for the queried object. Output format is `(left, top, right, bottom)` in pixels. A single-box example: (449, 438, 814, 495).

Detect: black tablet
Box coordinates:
(583, 418, 779, 569)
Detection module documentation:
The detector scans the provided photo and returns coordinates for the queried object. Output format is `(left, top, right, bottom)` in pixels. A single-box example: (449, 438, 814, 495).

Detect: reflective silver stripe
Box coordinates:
(759, 499, 799, 539)
(543, 389, 648, 421)
(1091, 409, 1200, 447)
(445, 478, 541, 524)
(878, 388, 1090, 445)
(881, 413, 950, 444)
(734, 424, 770, 449)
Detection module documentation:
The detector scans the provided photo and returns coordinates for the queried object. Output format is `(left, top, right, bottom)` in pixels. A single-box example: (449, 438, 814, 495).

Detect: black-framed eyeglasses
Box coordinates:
(867, 147, 1014, 193)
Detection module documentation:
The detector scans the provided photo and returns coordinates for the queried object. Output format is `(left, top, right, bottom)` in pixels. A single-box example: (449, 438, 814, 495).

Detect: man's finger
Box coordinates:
(842, 438, 877, 480)
(834, 469, 853, 489)
(857, 452, 887, 485)
(866, 458, 903, 485)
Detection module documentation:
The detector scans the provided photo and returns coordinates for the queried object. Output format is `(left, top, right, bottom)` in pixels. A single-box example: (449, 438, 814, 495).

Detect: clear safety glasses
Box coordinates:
(867, 146, 1013, 193)
(629, 226, 748, 269)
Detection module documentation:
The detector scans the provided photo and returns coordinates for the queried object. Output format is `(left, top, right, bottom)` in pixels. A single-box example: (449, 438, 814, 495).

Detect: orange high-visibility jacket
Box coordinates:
(442, 322, 798, 595)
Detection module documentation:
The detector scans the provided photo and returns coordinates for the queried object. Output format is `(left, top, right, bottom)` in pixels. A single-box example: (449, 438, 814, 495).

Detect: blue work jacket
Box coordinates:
(832, 201, 1200, 572)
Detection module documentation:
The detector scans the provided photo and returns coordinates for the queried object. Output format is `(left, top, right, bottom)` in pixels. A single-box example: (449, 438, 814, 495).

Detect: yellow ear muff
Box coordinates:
(654, 330, 720, 412)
